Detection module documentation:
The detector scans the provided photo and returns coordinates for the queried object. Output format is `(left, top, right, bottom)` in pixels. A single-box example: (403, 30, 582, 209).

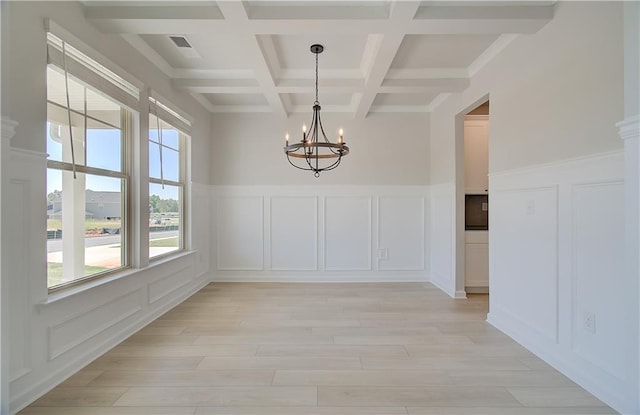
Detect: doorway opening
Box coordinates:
(456, 99, 490, 300)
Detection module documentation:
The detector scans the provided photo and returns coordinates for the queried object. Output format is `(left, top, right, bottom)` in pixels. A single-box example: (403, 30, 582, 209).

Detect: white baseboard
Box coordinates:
(212, 272, 429, 283)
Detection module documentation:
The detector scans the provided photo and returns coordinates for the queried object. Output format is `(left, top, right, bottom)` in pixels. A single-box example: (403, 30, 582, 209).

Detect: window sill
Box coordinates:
(40, 250, 196, 307)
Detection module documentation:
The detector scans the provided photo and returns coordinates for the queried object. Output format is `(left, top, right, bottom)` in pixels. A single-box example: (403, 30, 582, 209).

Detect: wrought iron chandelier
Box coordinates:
(284, 44, 350, 178)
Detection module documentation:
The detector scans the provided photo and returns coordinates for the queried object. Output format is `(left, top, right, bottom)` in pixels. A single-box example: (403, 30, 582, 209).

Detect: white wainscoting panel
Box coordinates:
(378, 196, 425, 271)
(216, 196, 264, 271)
(572, 181, 626, 379)
(48, 290, 142, 359)
(191, 183, 211, 277)
(148, 265, 193, 304)
(486, 150, 633, 413)
(270, 196, 318, 271)
(8, 179, 31, 382)
(490, 186, 559, 343)
(212, 186, 429, 282)
(324, 196, 371, 271)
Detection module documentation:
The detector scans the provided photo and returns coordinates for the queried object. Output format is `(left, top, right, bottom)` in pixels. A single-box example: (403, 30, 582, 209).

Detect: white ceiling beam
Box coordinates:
(353, 1, 421, 119)
(379, 78, 470, 93)
(386, 68, 469, 79)
(414, 5, 554, 20)
(173, 78, 262, 94)
(215, 1, 288, 117)
(84, 5, 225, 20)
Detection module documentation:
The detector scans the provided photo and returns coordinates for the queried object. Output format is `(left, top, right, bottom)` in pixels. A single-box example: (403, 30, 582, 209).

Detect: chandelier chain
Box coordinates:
(315, 51, 319, 104)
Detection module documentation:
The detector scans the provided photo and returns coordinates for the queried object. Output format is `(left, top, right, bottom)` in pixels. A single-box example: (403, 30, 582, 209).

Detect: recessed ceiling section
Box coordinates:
(272, 35, 368, 70)
(372, 93, 441, 107)
(203, 93, 268, 106)
(244, 1, 391, 20)
(139, 34, 253, 70)
(391, 34, 499, 69)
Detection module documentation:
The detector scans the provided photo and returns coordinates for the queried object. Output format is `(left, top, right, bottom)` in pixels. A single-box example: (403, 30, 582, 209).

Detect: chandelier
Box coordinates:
(284, 44, 350, 178)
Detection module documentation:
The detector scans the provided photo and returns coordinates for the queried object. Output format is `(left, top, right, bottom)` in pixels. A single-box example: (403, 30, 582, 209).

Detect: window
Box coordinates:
(148, 98, 188, 259)
(46, 33, 137, 290)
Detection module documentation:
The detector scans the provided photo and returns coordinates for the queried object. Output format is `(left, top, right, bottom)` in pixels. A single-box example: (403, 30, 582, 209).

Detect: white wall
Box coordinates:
(429, 2, 637, 413)
(1, 2, 213, 413)
(209, 112, 431, 282)
(211, 112, 430, 186)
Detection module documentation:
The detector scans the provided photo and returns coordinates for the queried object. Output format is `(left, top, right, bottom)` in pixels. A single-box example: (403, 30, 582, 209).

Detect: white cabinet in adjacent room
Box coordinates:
(465, 230, 489, 292)
(464, 116, 489, 194)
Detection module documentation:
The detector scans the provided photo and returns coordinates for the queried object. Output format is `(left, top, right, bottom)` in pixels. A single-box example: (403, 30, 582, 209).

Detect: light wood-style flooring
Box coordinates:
(20, 282, 616, 414)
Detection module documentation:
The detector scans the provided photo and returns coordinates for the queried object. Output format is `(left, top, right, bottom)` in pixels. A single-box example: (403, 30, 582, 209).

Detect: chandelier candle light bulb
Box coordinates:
(283, 44, 350, 178)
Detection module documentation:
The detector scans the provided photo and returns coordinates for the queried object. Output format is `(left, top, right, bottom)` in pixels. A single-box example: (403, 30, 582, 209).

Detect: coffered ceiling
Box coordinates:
(82, 1, 555, 118)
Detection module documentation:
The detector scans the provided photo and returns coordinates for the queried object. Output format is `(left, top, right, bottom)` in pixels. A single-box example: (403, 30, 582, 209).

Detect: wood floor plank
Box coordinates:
(334, 335, 474, 345)
(272, 370, 452, 386)
(407, 407, 617, 414)
(508, 387, 609, 407)
(446, 370, 576, 387)
(114, 386, 317, 406)
(19, 408, 197, 415)
(88, 370, 274, 387)
(318, 386, 520, 407)
(361, 356, 533, 371)
(84, 356, 202, 371)
(106, 344, 258, 357)
(256, 344, 408, 358)
(193, 335, 334, 345)
(57, 370, 104, 387)
(195, 407, 409, 414)
(31, 388, 128, 407)
(197, 357, 362, 370)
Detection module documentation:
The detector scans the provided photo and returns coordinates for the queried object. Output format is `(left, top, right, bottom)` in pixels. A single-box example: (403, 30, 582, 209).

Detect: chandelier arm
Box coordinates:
(322, 155, 342, 171)
(287, 153, 316, 171)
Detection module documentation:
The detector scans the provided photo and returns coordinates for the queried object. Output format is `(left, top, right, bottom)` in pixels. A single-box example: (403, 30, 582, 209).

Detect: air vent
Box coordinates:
(168, 35, 201, 59)
(169, 36, 192, 48)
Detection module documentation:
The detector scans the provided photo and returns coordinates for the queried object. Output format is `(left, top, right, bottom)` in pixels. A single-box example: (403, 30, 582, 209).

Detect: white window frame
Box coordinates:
(46, 32, 139, 292)
(148, 95, 191, 261)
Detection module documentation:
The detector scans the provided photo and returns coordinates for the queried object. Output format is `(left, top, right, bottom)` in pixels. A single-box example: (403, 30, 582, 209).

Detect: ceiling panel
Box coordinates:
(391, 34, 499, 69)
(373, 92, 441, 106)
(140, 34, 254, 70)
(287, 93, 353, 106)
(273, 35, 368, 70)
(203, 93, 269, 106)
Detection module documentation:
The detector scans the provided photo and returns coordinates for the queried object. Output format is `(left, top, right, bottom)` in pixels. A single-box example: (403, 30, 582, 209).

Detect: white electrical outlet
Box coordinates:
(377, 248, 387, 260)
(583, 311, 596, 333)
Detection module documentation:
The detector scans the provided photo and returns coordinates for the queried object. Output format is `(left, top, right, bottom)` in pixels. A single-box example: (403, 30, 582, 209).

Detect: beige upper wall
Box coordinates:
(1, 1, 212, 184)
(431, 1, 624, 184)
(211, 112, 430, 185)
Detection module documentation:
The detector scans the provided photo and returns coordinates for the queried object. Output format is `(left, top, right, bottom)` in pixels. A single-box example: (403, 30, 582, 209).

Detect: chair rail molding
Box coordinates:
(617, 115, 640, 141)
